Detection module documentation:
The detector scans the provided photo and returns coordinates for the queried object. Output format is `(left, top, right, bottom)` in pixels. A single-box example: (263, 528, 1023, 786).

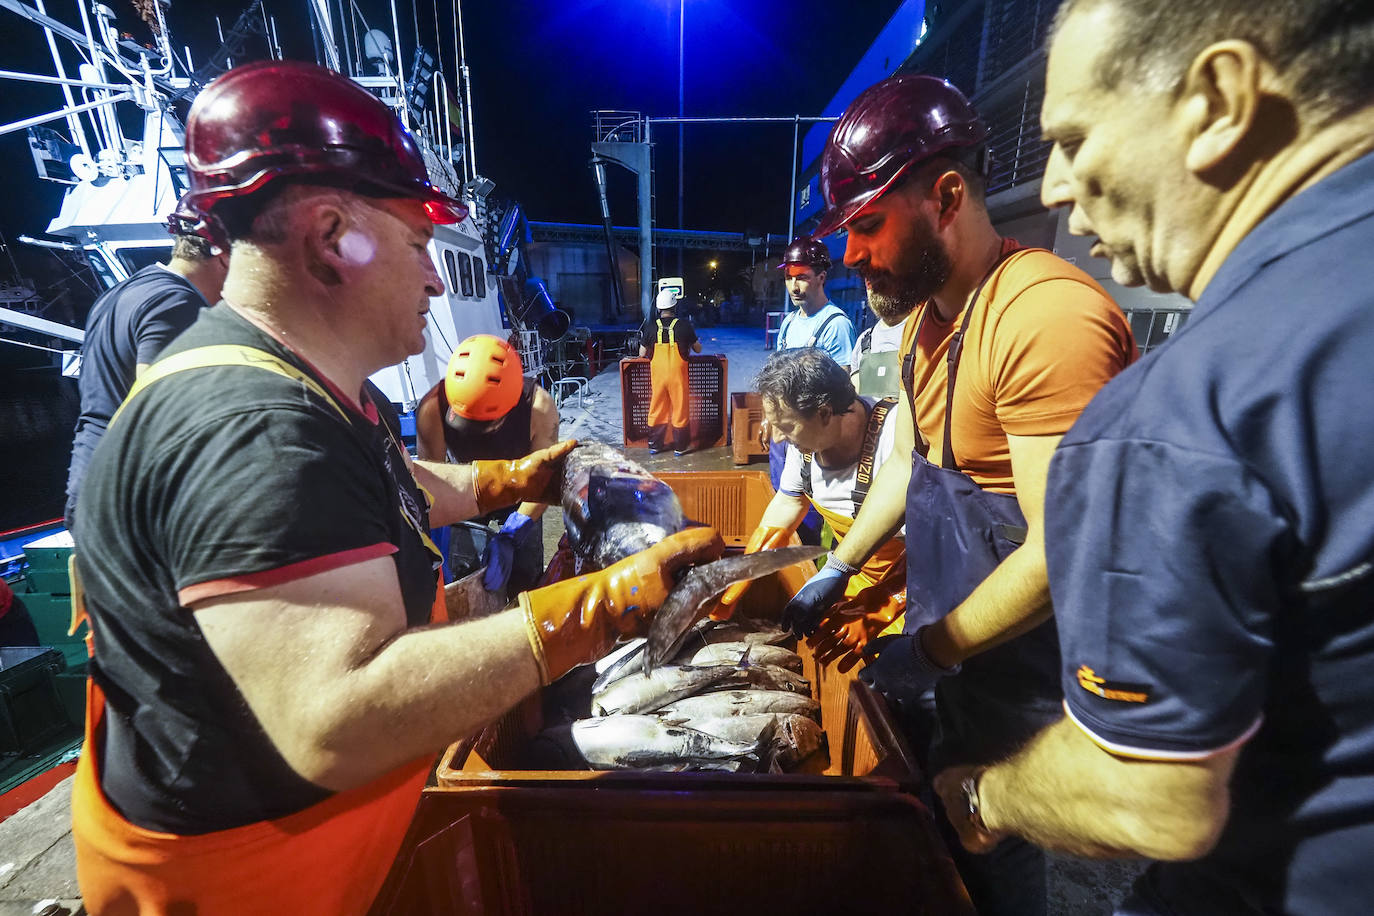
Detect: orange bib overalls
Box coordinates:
(647, 318, 691, 453)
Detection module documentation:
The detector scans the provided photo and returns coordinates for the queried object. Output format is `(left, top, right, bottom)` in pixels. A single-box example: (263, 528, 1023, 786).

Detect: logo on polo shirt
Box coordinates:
(1076, 665, 1150, 704)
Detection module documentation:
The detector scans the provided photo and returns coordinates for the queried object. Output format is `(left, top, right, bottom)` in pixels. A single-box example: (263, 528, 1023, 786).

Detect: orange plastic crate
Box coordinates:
(619, 356, 729, 451)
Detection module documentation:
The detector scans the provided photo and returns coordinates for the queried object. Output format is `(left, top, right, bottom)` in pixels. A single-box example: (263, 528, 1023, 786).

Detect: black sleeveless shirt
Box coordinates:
(438, 376, 538, 461)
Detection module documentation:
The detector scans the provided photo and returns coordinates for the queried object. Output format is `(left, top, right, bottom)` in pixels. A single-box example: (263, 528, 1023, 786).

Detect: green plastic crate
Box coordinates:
(18, 592, 87, 668)
(24, 567, 71, 595)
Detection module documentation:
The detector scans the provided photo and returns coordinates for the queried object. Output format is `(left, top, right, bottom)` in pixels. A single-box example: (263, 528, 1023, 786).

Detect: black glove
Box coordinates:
(780, 555, 857, 637)
(858, 628, 960, 712)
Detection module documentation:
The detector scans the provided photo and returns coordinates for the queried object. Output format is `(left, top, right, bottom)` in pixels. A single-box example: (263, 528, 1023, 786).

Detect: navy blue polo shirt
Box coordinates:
(1046, 151, 1374, 915)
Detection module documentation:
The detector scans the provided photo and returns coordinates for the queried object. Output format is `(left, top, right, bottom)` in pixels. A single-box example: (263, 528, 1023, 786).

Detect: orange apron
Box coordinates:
(71, 580, 446, 916)
(74, 344, 450, 915)
(648, 318, 691, 452)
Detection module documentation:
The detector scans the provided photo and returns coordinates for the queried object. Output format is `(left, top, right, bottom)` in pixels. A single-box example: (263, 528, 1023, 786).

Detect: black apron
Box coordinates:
(901, 251, 1062, 770)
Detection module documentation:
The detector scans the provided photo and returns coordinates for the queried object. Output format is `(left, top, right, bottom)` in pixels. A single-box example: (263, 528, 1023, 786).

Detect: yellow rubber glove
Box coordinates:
(708, 524, 795, 621)
(471, 439, 577, 514)
(518, 527, 725, 683)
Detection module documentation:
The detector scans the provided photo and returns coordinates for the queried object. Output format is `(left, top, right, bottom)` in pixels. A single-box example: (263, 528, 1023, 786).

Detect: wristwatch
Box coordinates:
(959, 769, 988, 833)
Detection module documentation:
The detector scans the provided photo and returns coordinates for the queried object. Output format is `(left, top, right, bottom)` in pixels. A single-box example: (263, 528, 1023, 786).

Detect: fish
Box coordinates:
(654, 689, 821, 721)
(591, 661, 740, 716)
(590, 626, 795, 695)
(642, 545, 825, 672)
(681, 642, 802, 671)
(676, 713, 826, 771)
(561, 441, 685, 569)
(569, 715, 773, 770)
(710, 663, 812, 695)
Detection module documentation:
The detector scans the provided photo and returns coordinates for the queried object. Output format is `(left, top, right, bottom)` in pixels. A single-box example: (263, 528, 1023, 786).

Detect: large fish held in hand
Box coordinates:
(561, 442, 685, 570)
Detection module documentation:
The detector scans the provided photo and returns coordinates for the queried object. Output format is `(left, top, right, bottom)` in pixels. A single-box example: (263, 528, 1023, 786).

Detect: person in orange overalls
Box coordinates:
(638, 287, 701, 455)
(715, 347, 905, 669)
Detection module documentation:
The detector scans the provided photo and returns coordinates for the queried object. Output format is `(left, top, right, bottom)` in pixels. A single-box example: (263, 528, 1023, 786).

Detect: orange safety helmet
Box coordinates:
(444, 335, 524, 421)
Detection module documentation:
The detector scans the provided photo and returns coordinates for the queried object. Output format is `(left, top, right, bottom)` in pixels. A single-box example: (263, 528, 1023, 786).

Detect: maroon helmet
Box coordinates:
(182, 60, 467, 225)
(777, 235, 832, 273)
(165, 193, 225, 252)
(813, 74, 988, 238)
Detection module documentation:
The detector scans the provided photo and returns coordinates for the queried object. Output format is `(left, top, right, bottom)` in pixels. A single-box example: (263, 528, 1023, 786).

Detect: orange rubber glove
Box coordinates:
(807, 583, 906, 672)
(471, 439, 577, 514)
(708, 524, 795, 621)
(518, 526, 725, 683)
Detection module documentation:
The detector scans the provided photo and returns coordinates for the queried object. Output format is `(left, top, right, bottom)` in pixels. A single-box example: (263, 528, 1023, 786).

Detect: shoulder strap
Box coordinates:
(807, 311, 841, 348)
(110, 344, 349, 429)
(852, 397, 896, 516)
(800, 451, 814, 501)
(941, 249, 1019, 471)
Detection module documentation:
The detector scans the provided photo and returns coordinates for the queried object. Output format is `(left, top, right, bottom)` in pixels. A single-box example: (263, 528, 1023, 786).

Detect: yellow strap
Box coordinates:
(109, 344, 443, 563)
(658, 318, 677, 346)
(110, 344, 350, 428)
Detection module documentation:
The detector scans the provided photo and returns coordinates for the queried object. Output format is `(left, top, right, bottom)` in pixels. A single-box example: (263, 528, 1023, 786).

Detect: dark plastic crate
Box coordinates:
(0, 647, 67, 756)
(619, 356, 729, 451)
(730, 391, 768, 465)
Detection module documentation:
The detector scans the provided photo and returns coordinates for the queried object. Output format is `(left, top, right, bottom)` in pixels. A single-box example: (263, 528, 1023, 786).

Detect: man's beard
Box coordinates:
(862, 235, 952, 323)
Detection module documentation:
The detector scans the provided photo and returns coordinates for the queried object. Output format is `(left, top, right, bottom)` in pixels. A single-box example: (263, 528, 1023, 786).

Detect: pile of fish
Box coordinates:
(531, 617, 826, 773)
(532, 442, 827, 773)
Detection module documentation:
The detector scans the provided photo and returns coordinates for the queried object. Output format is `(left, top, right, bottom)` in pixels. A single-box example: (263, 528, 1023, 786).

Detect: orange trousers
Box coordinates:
(648, 342, 690, 452)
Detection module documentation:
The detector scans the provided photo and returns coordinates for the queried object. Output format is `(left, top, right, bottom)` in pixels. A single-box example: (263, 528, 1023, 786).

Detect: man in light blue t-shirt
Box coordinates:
(761, 235, 855, 543)
(774, 235, 855, 363)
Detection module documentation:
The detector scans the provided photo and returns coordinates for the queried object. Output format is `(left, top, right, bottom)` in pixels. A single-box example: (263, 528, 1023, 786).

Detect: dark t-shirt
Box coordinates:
(1047, 151, 1374, 914)
(640, 315, 697, 359)
(67, 264, 207, 513)
(438, 376, 537, 461)
(74, 304, 440, 834)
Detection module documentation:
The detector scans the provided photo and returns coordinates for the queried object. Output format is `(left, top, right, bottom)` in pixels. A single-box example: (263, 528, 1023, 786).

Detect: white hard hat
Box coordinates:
(656, 288, 680, 310)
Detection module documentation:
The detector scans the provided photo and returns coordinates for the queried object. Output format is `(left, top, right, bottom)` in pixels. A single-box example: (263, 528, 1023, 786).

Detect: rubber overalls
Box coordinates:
(647, 318, 691, 453)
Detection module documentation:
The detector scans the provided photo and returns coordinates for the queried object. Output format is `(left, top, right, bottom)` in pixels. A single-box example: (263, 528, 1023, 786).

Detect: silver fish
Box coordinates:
(682, 642, 802, 671)
(570, 715, 769, 770)
(643, 545, 825, 671)
(561, 441, 685, 569)
(711, 663, 811, 695)
(591, 626, 795, 694)
(655, 689, 820, 721)
(591, 661, 739, 716)
(678, 713, 826, 771)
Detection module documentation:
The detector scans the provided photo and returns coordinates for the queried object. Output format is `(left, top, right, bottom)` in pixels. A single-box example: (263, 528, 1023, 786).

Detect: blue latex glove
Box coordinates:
(482, 511, 536, 591)
(858, 628, 960, 713)
(780, 556, 856, 637)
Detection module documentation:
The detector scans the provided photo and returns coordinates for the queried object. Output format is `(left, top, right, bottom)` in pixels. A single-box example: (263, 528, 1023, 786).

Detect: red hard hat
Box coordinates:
(777, 235, 831, 273)
(813, 74, 988, 238)
(165, 193, 225, 252)
(445, 335, 524, 421)
(182, 60, 467, 225)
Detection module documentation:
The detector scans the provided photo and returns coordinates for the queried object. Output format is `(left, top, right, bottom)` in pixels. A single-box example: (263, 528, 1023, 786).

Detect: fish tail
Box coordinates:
(748, 716, 780, 772)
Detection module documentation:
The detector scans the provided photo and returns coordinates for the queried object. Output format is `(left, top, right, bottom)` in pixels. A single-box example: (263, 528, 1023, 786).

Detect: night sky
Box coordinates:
(0, 0, 904, 252)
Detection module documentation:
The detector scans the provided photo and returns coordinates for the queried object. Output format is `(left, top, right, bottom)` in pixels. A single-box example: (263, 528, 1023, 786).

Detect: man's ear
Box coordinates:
(932, 169, 967, 230)
(1180, 40, 1280, 176)
(302, 196, 355, 286)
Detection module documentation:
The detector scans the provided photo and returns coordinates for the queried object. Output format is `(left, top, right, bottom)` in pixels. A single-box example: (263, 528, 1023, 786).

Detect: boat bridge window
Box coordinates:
(473, 256, 487, 299)
(117, 247, 173, 276)
(86, 251, 119, 291)
(442, 250, 458, 292)
(457, 252, 474, 298)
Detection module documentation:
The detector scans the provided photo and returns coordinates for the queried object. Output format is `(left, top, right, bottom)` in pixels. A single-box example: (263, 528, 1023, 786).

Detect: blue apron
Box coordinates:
(901, 252, 1062, 771)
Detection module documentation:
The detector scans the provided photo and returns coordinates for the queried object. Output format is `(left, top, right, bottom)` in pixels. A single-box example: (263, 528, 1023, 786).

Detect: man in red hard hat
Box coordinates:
(780, 73, 1136, 915)
(69, 60, 722, 915)
(415, 334, 561, 592)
